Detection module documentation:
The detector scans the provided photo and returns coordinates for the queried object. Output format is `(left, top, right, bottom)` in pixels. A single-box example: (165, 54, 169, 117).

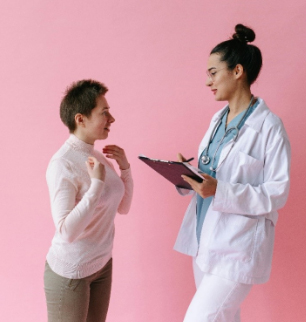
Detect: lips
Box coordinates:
(212, 89, 217, 95)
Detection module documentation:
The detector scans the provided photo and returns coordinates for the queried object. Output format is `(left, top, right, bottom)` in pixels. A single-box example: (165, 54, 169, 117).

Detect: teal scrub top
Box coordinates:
(196, 100, 259, 242)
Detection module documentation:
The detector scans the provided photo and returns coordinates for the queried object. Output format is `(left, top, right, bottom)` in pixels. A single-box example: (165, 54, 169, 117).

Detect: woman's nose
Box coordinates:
(205, 76, 212, 87)
(109, 114, 115, 123)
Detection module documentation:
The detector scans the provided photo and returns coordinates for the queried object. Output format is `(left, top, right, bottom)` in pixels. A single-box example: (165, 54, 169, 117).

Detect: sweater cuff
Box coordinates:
(120, 167, 132, 180)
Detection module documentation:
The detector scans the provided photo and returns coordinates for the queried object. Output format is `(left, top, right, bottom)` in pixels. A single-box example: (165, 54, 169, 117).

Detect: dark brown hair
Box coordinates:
(60, 79, 108, 133)
(210, 24, 262, 85)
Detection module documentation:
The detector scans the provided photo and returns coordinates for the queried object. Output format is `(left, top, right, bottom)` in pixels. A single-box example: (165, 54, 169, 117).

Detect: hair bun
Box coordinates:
(232, 24, 255, 44)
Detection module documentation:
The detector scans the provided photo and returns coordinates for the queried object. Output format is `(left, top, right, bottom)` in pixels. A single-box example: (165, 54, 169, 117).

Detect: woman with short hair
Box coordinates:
(44, 80, 133, 322)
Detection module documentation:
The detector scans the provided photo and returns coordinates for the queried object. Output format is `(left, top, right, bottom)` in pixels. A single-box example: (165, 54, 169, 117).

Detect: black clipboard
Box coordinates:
(138, 155, 203, 190)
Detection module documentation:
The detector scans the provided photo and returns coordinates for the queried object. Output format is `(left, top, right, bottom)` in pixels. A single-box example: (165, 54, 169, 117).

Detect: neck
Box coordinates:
(73, 130, 95, 145)
(228, 89, 253, 116)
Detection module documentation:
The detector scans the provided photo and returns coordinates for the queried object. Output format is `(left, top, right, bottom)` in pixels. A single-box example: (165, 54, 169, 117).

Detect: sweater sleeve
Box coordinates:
(212, 124, 291, 216)
(46, 158, 105, 243)
(117, 167, 134, 214)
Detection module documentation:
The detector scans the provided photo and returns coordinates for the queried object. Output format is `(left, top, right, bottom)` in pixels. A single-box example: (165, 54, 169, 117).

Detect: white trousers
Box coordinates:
(183, 258, 253, 322)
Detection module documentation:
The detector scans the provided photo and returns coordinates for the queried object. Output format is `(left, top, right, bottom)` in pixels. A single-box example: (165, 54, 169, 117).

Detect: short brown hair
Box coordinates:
(60, 79, 108, 132)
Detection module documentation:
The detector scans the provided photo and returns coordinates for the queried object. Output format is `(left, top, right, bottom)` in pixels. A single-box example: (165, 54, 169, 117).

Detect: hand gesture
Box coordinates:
(177, 153, 186, 162)
(177, 153, 193, 164)
(182, 173, 217, 198)
(86, 157, 106, 181)
(103, 145, 130, 170)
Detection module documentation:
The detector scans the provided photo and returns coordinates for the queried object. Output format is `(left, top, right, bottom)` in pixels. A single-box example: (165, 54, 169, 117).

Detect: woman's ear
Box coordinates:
(234, 64, 244, 79)
(75, 113, 85, 127)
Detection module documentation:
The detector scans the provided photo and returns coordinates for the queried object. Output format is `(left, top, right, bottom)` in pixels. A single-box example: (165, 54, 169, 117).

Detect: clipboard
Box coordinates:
(138, 155, 203, 190)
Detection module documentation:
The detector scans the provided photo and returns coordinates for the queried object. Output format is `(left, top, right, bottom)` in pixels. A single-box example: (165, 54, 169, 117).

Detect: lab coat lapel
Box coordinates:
(197, 98, 269, 164)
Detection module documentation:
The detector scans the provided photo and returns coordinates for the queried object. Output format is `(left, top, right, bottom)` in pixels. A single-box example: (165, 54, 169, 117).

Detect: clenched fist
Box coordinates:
(86, 157, 106, 181)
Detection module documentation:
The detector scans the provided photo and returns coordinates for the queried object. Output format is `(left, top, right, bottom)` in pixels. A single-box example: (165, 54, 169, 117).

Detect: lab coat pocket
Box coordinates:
(208, 213, 259, 262)
(235, 151, 263, 185)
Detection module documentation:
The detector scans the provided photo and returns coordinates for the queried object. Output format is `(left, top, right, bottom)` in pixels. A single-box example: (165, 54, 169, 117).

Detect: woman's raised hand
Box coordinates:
(103, 145, 130, 170)
(86, 157, 106, 181)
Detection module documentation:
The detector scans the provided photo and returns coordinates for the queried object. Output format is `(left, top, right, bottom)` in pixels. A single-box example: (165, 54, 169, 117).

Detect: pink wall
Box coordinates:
(0, 1, 305, 321)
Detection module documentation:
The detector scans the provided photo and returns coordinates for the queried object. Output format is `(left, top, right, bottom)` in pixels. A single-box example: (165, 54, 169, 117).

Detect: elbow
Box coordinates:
(117, 203, 131, 214)
(118, 208, 129, 215)
(117, 198, 133, 215)
(58, 225, 78, 243)
(59, 232, 77, 243)
(262, 182, 290, 213)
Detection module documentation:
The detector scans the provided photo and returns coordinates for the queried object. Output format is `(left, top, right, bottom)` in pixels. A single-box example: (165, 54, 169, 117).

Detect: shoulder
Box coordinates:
(260, 100, 289, 139)
(263, 108, 284, 128)
(46, 142, 77, 179)
(255, 100, 291, 153)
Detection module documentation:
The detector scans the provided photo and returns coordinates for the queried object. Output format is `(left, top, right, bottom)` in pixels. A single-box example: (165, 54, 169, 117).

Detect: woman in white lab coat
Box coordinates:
(175, 24, 291, 322)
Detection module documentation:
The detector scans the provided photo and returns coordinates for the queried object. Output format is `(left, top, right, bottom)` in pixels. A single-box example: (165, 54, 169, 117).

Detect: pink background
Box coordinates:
(0, 1, 305, 321)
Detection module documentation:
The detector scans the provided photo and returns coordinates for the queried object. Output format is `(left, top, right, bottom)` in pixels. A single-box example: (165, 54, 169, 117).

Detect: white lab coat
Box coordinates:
(174, 98, 291, 284)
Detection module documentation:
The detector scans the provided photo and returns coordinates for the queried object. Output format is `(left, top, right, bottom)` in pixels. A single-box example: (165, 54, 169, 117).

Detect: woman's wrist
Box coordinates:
(119, 163, 130, 170)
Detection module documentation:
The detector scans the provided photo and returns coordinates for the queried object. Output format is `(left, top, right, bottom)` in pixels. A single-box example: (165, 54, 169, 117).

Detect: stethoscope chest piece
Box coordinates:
(201, 155, 210, 165)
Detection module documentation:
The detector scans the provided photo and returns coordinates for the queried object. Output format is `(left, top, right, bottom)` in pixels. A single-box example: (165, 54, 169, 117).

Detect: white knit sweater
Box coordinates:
(46, 134, 133, 279)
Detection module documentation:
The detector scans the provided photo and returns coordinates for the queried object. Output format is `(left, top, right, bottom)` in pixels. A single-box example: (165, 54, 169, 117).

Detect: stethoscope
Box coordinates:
(201, 95, 255, 172)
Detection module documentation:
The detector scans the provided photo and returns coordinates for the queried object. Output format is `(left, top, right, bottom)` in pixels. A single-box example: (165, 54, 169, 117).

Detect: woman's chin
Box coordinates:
(100, 132, 109, 140)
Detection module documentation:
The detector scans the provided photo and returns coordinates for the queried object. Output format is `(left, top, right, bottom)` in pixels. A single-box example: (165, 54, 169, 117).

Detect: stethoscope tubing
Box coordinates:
(201, 96, 255, 171)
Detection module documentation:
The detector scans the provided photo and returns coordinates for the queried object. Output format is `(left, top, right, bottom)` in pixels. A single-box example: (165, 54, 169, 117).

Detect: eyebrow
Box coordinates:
(208, 67, 217, 71)
(102, 106, 110, 111)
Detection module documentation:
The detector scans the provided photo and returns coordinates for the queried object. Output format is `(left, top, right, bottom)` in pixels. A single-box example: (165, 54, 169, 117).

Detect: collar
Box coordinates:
(211, 97, 270, 133)
(66, 134, 95, 154)
(244, 97, 270, 133)
(212, 105, 228, 123)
